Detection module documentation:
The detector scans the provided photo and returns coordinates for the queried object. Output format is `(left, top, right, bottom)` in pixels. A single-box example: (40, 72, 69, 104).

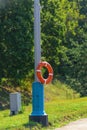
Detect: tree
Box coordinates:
(0, 0, 34, 85)
(58, 0, 87, 96)
(41, 0, 79, 77)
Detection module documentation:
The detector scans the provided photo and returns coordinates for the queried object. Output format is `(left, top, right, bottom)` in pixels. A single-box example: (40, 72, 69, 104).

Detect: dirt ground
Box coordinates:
(55, 118, 87, 130)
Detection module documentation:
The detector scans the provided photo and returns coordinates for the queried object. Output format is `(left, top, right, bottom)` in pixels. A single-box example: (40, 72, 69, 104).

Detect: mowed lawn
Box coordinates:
(1, 97, 87, 130)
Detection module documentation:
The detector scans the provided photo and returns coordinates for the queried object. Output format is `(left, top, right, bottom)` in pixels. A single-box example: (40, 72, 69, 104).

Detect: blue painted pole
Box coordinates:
(31, 82, 46, 116)
(29, 82, 48, 126)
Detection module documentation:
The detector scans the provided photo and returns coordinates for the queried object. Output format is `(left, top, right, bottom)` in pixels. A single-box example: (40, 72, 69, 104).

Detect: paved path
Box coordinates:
(55, 118, 87, 130)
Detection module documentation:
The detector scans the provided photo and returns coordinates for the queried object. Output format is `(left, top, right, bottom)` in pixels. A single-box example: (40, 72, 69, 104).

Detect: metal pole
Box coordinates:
(29, 1, 48, 126)
(34, 0, 41, 81)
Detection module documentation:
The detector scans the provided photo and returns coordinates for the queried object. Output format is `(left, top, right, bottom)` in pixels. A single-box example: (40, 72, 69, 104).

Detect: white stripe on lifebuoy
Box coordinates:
(36, 70, 41, 72)
(49, 73, 53, 76)
(44, 79, 47, 84)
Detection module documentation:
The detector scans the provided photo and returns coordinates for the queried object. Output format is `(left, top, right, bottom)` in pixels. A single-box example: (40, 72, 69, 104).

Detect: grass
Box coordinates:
(45, 81, 80, 101)
(1, 97, 87, 130)
(0, 81, 87, 130)
(46, 97, 87, 128)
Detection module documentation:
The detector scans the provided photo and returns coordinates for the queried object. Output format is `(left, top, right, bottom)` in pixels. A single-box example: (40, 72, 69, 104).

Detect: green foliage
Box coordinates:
(0, 0, 34, 83)
(41, 0, 79, 75)
(58, 0, 87, 96)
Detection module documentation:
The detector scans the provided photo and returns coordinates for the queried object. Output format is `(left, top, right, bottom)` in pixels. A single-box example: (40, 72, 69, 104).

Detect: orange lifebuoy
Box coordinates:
(36, 61, 53, 84)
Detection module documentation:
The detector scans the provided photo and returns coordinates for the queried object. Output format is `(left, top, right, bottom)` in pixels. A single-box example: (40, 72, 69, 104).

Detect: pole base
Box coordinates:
(29, 115, 48, 126)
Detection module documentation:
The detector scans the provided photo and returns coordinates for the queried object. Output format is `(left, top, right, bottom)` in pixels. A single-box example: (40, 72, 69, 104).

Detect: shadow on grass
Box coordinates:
(23, 121, 52, 130)
(0, 122, 42, 130)
(23, 121, 42, 130)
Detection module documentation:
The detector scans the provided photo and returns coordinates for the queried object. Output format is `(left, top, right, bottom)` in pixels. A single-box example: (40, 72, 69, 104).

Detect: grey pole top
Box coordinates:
(34, 0, 41, 81)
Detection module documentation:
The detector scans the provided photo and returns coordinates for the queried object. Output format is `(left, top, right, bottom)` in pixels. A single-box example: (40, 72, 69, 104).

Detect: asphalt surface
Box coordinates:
(55, 118, 87, 130)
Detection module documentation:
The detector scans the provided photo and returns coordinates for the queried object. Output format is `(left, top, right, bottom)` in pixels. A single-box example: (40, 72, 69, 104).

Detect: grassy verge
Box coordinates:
(0, 97, 87, 130)
(46, 97, 87, 128)
(45, 81, 80, 101)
